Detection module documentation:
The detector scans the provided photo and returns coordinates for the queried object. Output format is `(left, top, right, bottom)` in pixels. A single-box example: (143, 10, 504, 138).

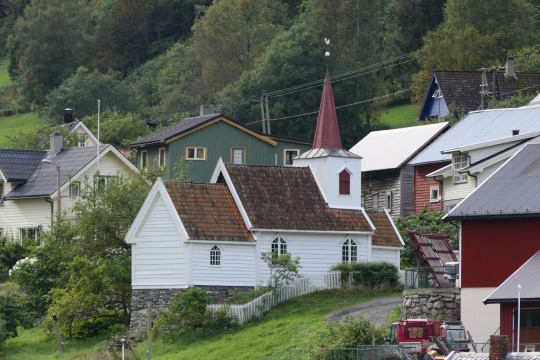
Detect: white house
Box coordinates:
(0, 132, 138, 243)
(63, 120, 101, 147)
(126, 69, 404, 333)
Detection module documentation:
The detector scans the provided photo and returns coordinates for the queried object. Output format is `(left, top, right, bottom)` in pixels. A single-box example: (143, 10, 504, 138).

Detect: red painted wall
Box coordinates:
(500, 302, 540, 347)
(461, 218, 540, 288)
(413, 162, 449, 213)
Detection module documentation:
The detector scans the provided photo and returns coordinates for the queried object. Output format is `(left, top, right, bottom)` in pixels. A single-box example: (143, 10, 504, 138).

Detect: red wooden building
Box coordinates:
(413, 162, 448, 213)
(445, 144, 540, 348)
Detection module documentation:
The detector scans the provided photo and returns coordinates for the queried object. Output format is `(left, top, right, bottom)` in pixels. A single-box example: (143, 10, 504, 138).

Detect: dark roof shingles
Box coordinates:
(165, 182, 253, 242)
(225, 164, 372, 232)
(0, 149, 45, 182)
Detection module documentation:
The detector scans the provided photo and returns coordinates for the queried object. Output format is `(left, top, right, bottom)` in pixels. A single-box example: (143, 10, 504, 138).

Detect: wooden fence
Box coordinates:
(207, 271, 348, 325)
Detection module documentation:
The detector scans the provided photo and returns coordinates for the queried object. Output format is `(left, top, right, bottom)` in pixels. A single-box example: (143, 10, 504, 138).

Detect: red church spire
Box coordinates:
(313, 68, 342, 149)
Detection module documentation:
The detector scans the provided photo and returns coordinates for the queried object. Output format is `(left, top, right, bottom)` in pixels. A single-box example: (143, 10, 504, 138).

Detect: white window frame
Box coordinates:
(232, 148, 245, 164)
(186, 147, 207, 161)
(210, 245, 221, 266)
(18, 226, 41, 246)
(342, 239, 358, 263)
(95, 175, 114, 190)
(430, 186, 440, 202)
(140, 150, 148, 169)
(69, 181, 81, 197)
(271, 237, 287, 255)
(158, 147, 166, 167)
(283, 149, 300, 166)
(453, 154, 468, 184)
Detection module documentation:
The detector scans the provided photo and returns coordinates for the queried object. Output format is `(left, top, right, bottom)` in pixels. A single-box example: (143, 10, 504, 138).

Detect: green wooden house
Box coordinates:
(130, 110, 312, 182)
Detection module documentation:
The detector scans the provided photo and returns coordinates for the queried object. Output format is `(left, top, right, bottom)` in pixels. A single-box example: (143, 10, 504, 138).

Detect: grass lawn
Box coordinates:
(379, 103, 419, 129)
(0, 57, 11, 87)
(4, 288, 400, 359)
(0, 112, 42, 147)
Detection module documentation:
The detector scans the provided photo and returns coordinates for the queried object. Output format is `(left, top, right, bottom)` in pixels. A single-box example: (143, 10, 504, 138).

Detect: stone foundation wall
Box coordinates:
(129, 285, 253, 337)
(401, 288, 460, 320)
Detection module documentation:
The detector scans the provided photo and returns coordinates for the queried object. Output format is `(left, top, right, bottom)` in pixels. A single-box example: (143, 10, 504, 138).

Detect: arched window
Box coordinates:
(339, 170, 351, 195)
(342, 239, 358, 263)
(210, 245, 221, 266)
(271, 237, 287, 255)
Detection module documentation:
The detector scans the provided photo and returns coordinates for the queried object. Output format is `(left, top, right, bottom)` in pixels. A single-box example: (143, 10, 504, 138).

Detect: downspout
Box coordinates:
(434, 176, 444, 212)
(45, 197, 53, 221)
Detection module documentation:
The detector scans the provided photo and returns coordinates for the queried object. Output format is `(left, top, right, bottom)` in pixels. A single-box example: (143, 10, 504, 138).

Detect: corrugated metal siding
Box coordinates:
(400, 165, 414, 216)
(413, 163, 448, 212)
(143, 121, 311, 182)
(461, 219, 540, 288)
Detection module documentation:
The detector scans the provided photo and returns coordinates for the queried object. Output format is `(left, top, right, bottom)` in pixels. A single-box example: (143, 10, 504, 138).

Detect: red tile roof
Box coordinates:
(164, 182, 254, 242)
(367, 212, 403, 247)
(224, 164, 372, 232)
(313, 70, 342, 149)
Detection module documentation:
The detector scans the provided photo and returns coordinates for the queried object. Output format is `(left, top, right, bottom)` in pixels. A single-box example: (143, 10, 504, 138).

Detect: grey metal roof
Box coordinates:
(130, 114, 222, 147)
(349, 122, 448, 172)
(484, 250, 540, 304)
(447, 351, 540, 360)
(62, 121, 80, 132)
(5, 146, 109, 199)
(297, 148, 361, 159)
(0, 149, 46, 182)
(445, 144, 540, 220)
(409, 106, 540, 165)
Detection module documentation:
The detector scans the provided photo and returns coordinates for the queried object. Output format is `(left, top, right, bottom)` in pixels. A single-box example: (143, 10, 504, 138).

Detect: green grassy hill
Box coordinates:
(378, 102, 418, 128)
(0, 112, 42, 148)
(3, 288, 399, 360)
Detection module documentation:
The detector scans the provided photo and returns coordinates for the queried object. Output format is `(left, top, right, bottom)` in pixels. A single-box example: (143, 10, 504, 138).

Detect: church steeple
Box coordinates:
(313, 68, 342, 149)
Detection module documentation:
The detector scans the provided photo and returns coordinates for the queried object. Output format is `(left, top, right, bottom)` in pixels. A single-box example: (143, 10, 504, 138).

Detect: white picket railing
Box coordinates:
(207, 271, 347, 325)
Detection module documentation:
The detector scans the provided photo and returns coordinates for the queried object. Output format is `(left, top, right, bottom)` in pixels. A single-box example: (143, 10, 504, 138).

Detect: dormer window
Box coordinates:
(453, 155, 468, 184)
(339, 170, 350, 195)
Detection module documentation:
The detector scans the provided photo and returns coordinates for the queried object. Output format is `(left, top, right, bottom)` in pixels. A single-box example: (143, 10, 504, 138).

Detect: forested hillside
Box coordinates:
(1, 0, 540, 148)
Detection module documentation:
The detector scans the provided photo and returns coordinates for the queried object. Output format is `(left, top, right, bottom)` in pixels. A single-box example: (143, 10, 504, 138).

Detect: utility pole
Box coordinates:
(264, 95, 271, 134)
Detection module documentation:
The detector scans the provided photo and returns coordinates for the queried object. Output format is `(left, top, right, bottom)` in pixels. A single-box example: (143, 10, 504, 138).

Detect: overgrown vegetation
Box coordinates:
(260, 252, 302, 288)
(331, 262, 400, 289)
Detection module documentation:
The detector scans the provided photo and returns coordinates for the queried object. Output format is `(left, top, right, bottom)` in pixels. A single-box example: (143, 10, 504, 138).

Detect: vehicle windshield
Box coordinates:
(446, 329, 466, 341)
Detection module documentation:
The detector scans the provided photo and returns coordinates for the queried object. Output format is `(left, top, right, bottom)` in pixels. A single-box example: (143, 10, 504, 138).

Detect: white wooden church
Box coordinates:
(126, 70, 403, 332)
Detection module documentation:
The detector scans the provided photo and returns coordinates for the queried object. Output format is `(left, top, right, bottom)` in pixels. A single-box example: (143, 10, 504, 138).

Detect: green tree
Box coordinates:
(7, 0, 92, 104)
(191, 0, 288, 92)
(260, 252, 301, 288)
(5, 123, 90, 150)
(41, 67, 138, 124)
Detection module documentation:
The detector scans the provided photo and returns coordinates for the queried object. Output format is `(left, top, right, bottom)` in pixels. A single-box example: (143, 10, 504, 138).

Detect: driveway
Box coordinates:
(326, 296, 402, 328)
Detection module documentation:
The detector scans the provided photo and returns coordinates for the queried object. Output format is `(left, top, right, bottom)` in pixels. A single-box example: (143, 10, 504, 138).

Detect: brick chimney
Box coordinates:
(489, 335, 510, 360)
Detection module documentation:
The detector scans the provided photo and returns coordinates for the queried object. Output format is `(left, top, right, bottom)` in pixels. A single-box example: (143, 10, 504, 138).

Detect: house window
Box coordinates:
(284, 149, 300, 166)
(19, 226, 40, 246)
(186, 147, 206, 160)
(271, 237, 287, 255)
(342, 239, 358, 263)
(69, 181, 81, 197)
(210, 245, 221, 266)
(385, 191, 393, 211)
(232, 148, 245, 164)
(95, 175, 114, 191)
(372, 194, 379, 211)
(159, 148, 166, 167)
(430, 186, 440, 202)
(453, 155, 468, 184)
(339, 170, 351, 195)
(141, 150, 148, 169)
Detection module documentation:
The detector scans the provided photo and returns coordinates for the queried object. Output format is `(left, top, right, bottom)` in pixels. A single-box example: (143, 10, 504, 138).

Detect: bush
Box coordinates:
(331, 262, 399, 288)
(156, 287, 237, 337)
(71, 316, 125, 339)
(224, 286, 271, 305)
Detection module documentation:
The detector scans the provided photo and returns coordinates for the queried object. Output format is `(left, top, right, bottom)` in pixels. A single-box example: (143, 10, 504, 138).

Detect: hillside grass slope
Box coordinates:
(3, 288, 400, 360)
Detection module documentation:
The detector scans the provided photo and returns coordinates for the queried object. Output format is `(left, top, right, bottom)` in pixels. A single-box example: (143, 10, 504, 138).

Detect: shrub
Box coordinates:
(331, 262, 399, 288)
(156, 287, 237, 337)
(71, 316, 125, 339)
(224, 286, 271, 305)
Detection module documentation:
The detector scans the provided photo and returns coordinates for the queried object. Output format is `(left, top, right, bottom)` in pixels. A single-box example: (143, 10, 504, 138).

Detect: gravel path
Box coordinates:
(326, 296, 402, 328)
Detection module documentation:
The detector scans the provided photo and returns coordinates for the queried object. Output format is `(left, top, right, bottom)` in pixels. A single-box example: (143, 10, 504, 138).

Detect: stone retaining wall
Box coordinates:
(129, 285, 253, 337)
(401, 288, 460, 320)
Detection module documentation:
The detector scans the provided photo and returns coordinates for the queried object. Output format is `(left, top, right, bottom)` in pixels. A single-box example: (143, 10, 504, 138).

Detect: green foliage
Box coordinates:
(0, 237, 29, 272)
(316, 316, 387, 350)
(331, 262, 399, 289)
(396, 207, 458, 268)
(260, 252, 302, 288)
(80, 110, 150, 148)
(224, 286, 271, 305)
(156, 287, 237, 337)
(40, 67, 138, 124)
(493, 93, 535, 109)
(513, 46, 540, 72)
(5, 122, 88, 150)
(0, 293, 35, 343)
(7, 0, 92, 104)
